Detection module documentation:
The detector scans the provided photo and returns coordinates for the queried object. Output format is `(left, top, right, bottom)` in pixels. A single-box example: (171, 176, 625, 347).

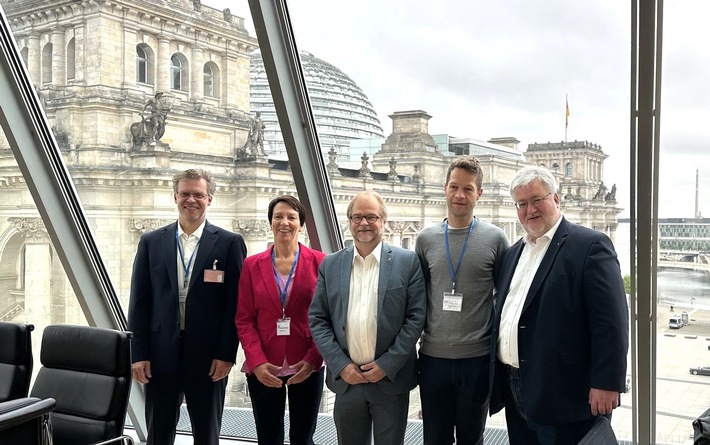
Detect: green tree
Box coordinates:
(623, 274, 631, 295)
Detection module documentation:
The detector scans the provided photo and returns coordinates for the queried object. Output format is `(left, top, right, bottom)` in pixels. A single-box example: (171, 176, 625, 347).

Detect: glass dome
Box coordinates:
(250, 51, 385, 158)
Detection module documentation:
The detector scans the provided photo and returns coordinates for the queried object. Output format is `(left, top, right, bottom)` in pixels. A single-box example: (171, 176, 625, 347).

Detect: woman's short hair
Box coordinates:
(268, 195, 307, 227)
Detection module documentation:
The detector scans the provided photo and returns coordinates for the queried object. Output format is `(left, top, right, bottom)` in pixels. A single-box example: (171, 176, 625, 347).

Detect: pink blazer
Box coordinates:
(236, 243, 326, 373)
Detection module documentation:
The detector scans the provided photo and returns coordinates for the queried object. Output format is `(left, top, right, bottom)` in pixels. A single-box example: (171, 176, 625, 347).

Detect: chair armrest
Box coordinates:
(91, 435, 135, 445)
(0, 397, 56, 431)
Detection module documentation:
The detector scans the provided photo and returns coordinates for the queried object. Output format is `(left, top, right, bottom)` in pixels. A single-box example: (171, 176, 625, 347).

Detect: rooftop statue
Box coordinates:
(131, 92, 174, 146)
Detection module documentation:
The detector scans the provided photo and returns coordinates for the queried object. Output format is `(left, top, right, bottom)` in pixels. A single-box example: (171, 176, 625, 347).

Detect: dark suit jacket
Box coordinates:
(128, 220, 246, 375)
(309, 243, 427, 395)
(489, 217, 628, 425)
(236, 243, 326, 373)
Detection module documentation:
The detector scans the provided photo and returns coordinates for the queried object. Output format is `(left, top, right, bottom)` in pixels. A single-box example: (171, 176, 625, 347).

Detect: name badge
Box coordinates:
(443, 292, 463, 312)
(277, 318, 291, 336)
(204, 269, 224, 283)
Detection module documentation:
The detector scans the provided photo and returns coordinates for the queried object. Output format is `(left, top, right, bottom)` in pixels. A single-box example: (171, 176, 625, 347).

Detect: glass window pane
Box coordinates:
(655, 3, 710, 444)
(170, 54, 181, 90)
(236, 0, 632, 442)
(0, 125, 90, 381)
(203, 63, 213, 97)
(136, 46, 147, 83)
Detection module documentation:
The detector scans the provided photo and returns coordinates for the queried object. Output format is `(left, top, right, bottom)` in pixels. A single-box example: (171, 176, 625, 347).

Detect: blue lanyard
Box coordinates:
(444, 218, 475, 293)
(272, 246, 300, 307)
(176, 229, 200, 288)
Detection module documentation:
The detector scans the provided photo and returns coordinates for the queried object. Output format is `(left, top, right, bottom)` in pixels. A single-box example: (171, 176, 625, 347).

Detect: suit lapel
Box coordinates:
(188, 221, 218, 294)
(522, 218, 569, 313)
(339, 246, 354, 325)
(377, 243, 393, 318)
(496, 239, 524, 318)
(161, 223, 179, 296)
(257, 246, 286, 312)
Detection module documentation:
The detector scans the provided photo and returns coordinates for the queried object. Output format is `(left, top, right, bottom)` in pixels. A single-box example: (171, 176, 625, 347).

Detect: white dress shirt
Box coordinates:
(346, 242, 382, 365)
(177, 220, 205, 329)
(497, 216, 562, 367)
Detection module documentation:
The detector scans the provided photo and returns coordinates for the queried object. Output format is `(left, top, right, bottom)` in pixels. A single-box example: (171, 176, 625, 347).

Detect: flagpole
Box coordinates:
(565, 94, 569, 146)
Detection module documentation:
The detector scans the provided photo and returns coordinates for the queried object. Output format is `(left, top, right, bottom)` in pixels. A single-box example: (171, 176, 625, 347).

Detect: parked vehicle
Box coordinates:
(669, 315, 684, 329)
(690, 366, 710, 376)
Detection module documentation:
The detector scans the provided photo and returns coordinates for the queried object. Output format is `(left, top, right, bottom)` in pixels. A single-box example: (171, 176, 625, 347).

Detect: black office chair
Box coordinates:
(29, 324, 133, 445)
(0, 396, 55, 445)
(0, 321, 34, 402)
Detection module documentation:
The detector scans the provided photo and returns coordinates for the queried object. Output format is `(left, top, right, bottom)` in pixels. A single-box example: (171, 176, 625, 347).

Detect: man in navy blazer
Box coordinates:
(128, 169, 246, 445)
(489, 166, 628, 444)
(309, 191, 426, 445)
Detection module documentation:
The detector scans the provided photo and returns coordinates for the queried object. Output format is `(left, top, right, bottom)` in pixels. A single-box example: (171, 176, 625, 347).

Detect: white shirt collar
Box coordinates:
(177, 220, 207, 239)
(352, 241, 383, 264)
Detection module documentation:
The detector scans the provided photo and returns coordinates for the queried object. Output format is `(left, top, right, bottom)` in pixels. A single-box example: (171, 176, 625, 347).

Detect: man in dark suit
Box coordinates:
(309, 191, 426, 445)
(489, 166, 628, 444)
(128, 169, 246, 445)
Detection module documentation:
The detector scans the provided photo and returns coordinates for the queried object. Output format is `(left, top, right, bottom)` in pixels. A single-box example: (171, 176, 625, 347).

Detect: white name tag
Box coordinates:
(443, 292, 463, 312)
(203, 269, 224, 283)
(276, 318, 291, 336)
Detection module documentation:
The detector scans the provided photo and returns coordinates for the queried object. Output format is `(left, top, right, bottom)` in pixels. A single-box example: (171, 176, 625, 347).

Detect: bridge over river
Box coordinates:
(658, 253, 710, 273)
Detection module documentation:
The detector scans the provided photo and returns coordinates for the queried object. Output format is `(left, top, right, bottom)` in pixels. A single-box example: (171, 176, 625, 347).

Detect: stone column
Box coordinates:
(73, 25, 85, 83)
(190, 45, 204, 101)
(157, 37, 171, 93)
(11, 218, 52, 327)
(27, 34, 41, 85)
(51, 28, 66, 86)
(388, 221, 403, 248)
(123, 27, 137, 87)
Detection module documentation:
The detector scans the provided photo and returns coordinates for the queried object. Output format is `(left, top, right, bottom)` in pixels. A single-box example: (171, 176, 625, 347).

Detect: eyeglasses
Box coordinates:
(514, 192, 552, 211)
(349, 214, 381, 224)
(177, 192, 209, 200)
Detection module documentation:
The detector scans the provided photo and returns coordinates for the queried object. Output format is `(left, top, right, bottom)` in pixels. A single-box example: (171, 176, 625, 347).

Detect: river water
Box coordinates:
(614, 222, 710, 309)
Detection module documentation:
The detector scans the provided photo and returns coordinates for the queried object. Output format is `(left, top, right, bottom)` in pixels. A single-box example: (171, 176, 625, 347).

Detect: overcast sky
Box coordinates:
(212, 0, 709, 218)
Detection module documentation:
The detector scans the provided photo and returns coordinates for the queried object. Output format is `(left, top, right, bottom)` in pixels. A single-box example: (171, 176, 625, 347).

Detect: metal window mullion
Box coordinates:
(633, 0, 662, 443)
(249, 0, 342, 254)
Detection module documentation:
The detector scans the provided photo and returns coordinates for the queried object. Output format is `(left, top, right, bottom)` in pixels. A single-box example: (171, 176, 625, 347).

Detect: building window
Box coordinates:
(203, 62, 220, 98)
(552, 162, 560, 173)
(565, 162, 573, 177)
(20, 47, 28, 67)
(170, 53, 188, 91)
(401, 238, 410, 250)
(42, 42, 52, 85)
(136, 46, 147, 83)
(136, 44, 155, 85)
(66, 38, 75, 80)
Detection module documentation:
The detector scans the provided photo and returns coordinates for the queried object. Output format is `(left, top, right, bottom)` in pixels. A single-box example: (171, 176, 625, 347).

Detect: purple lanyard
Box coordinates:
(272, 247, 300, 307)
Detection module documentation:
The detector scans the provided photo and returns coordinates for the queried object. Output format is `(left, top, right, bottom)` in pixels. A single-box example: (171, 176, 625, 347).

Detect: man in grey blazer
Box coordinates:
(309, 191, 426, 445)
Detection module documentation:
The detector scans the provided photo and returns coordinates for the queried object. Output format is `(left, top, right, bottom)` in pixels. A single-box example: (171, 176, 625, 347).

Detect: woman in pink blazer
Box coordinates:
(236, 195, 326, 445)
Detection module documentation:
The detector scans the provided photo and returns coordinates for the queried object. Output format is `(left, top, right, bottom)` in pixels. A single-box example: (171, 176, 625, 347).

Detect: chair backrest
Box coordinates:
(30, 325, 132, 445)
(0, 322, 34, 402)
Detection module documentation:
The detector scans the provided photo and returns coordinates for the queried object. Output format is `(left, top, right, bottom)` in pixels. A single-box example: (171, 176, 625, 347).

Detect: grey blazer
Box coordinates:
(309, 243, 426, 395)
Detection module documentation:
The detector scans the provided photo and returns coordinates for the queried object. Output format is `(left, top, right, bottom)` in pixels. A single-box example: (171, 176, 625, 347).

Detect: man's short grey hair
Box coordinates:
(509, 166, 558, 199)
(172, 169, 216, 196)
(347, 191, 388, 222)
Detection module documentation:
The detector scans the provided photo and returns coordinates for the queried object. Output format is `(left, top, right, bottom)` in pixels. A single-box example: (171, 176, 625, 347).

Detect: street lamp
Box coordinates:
(691, 297, 696, 309)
